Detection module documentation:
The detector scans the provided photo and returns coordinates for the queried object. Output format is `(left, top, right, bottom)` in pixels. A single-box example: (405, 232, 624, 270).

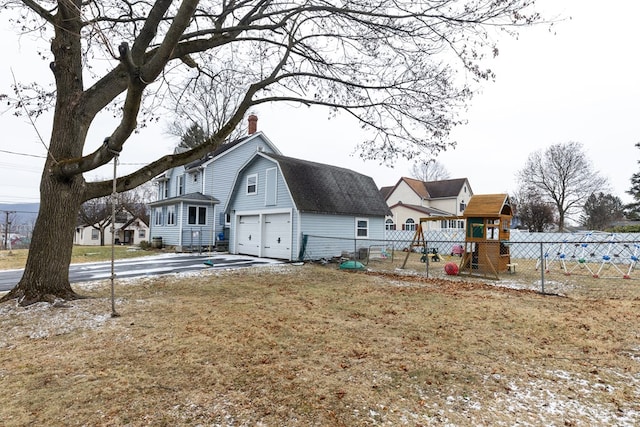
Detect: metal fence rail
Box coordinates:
(301, 231, 640, 300)
(180, 227, 215, 253)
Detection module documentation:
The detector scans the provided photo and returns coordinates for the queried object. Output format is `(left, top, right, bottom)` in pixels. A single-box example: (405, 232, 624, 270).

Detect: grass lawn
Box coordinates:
(0, 246, 157, 271)
(1, 264, 639, 426)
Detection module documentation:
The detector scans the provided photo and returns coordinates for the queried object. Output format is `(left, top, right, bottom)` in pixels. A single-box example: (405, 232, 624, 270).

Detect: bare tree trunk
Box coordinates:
(0, 175, 85, 305)
(0, 1, 91, 306)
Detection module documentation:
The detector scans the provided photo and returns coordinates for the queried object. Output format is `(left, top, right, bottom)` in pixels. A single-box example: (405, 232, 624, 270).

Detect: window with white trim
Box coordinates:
(158, 181, 168, 199)
(356, 218, 369, 238)
(246, 174, 258, 195)
(91, 229, 99, 240)
(188, 206, 207, 225)
(154, 208, 163, 225)
(403, 218, 416, 231)
(385, 218, 396, 230)
(139, 229, 146, 238)
(177, 175, 184, 196)
(166, 205, 176, 226)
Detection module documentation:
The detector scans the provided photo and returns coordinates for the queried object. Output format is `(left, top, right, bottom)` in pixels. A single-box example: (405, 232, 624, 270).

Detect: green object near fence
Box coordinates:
(339, 260, 366, 271)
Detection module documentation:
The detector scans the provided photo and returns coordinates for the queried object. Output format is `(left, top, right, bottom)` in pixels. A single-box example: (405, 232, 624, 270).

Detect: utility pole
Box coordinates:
(3, 210, 15, 250)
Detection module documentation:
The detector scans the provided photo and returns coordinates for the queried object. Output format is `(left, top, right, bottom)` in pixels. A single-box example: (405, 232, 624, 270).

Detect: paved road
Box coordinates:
(0, 253, 282, 292)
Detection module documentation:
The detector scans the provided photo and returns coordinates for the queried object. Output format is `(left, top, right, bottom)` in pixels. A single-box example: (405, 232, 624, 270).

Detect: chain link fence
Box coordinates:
(180, 227, 216, 252)
(301, 230, 640, 300)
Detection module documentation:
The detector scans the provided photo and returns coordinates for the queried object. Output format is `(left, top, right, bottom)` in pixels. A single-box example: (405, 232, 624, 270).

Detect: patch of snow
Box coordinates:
(0, 297, 117, 342)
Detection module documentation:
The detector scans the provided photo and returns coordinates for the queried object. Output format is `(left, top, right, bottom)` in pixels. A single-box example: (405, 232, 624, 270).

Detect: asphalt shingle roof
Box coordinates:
(424, 178, 470, 198)
(149, 192, 219, 207)
(383, 177, 470, 201)
(184, 136, 251, 171)
(263, 153, 391, 217)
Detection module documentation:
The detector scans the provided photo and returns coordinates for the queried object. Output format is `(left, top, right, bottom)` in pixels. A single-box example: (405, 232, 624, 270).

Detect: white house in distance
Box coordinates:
(226, 152, 391, 261)
(148, 115, 281, 252)
(74, 212, 149, 246)
(380, 177, 473, 232)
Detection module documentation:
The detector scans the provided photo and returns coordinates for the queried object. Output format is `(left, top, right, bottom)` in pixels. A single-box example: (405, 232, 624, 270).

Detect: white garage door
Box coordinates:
(262, 213, 292, 260)
(236, 215, 260, 256)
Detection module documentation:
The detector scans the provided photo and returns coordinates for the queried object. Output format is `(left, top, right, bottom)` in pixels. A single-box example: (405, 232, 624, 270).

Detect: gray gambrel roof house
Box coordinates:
(226, 151, 391, 261)
(263, 153, 391, 217)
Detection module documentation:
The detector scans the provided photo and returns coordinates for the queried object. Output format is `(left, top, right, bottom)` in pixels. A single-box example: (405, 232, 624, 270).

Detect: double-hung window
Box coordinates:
(166, 205, 176, 226)
(158, 181, 169, 199)
(356, 218, 369, 238)
(246, 174, 258, 195)
(177, 175, 184, 196)
(154, 208, 163, 225)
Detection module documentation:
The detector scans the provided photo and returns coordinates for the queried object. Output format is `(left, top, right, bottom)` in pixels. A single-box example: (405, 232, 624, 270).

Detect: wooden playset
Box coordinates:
(459, 194, 513, 278)
(401, 194, 513, 279)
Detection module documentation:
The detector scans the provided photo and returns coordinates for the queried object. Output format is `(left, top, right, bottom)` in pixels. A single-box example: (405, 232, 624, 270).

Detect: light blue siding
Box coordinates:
(149, 133, 277, 248)
(184, 169, 204, 195)
(228, 154, 387, 261)
(179, 203, 216, 249)
(205, 137, 276, 235)
(299, 213, 386, 260)
(228, 156, 294, 212)
(149, 205, 181, 246)
(167, 167, 186, 198)
(228, 156, 297, 259)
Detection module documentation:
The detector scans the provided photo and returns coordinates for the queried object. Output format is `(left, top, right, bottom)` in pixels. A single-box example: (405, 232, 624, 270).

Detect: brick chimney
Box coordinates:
(248, 114, 258, 135)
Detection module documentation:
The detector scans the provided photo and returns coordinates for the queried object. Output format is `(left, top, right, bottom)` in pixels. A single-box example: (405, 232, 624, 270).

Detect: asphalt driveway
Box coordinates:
(0, 253, 283, 292)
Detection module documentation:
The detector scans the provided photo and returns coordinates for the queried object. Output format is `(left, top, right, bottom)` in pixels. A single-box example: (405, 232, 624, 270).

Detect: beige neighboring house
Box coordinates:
(74, 213, 150, 246)
(380, 177, 473, 231)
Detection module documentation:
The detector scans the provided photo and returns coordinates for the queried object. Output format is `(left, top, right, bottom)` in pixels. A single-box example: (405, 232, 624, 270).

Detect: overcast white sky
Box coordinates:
(1, 0, 639, 205)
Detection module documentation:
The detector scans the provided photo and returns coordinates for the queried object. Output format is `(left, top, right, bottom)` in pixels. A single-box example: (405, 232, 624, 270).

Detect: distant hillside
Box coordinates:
(0, 203, 40, 225)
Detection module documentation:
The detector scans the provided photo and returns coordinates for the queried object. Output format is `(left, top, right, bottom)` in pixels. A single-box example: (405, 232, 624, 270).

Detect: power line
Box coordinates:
(0, 149, 150, 167)
(0, 149, 46, 158)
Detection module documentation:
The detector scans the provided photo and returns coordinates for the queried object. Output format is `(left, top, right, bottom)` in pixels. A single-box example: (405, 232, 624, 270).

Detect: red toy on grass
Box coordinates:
(444, 262, 459, 276)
